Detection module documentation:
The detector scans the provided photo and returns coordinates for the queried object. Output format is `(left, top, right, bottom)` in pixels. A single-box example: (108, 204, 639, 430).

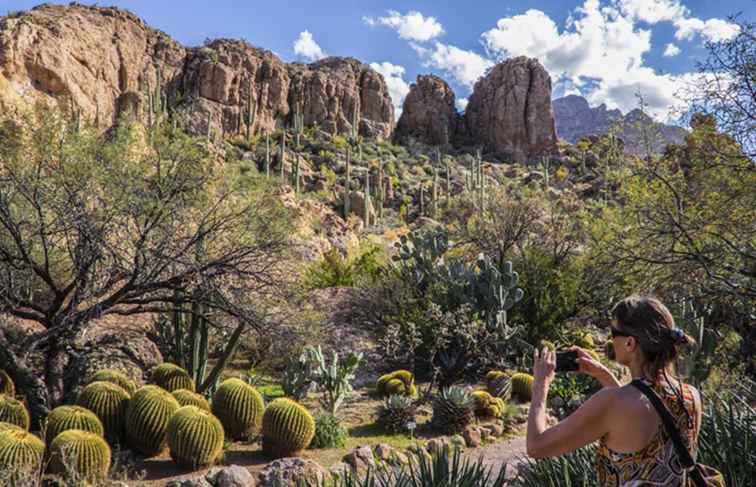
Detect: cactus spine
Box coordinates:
(0, 396, 29, 431)
(151, 363, 195, 393)
(0, 429, 45, 476)
(90, 370, 137, 396)
(211, 378, 265, 440)
(48, 430, 111, 482)
(167, 406, 224, 469)
(126, 385, 181, 456)
(261, 398, 315, 458)
(76, 381, 130, 445)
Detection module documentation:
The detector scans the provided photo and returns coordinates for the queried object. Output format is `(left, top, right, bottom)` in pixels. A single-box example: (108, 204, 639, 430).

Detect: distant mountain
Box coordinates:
(553, 95, 687, 154)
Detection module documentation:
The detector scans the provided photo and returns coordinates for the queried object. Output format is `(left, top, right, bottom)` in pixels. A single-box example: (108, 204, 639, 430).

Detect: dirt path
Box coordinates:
(464, 434, 528, 478)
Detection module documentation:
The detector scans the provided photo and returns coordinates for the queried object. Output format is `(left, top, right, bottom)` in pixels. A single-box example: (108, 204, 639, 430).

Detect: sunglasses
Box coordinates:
(610, 326, 632, 338)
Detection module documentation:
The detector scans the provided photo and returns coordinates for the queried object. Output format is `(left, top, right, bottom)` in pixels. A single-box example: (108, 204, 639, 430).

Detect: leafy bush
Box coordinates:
(309, 412, 348, 449)
(304, 243, 385, 289)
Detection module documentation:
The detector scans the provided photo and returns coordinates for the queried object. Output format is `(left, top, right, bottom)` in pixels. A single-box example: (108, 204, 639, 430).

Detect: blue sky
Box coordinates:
(1, 1, 752, 120)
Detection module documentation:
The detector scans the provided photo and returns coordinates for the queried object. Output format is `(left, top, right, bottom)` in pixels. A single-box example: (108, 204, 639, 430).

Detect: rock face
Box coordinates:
(0, 4, 394, 138)
(464, 57, 557, 162)
(553, 94, 687, 154)
(395, 74, 459, 146)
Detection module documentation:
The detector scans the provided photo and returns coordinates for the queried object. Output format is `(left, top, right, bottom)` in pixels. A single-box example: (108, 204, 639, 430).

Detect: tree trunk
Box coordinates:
(0, 330, 51, 430)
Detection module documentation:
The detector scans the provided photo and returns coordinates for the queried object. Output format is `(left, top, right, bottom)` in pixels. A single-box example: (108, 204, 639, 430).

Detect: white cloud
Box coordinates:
(663, 43, 681, 57)
(412, 42, 493, 89)
(455, 98, 469, 112)
(293, 30, 326, 62)
(363, 10, 444, 42)
(370, 62, 410, 119)
(673, 17, 740, 42)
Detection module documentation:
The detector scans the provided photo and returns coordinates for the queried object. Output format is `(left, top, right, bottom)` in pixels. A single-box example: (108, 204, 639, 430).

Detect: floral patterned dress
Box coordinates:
(595, 379, 699, 487)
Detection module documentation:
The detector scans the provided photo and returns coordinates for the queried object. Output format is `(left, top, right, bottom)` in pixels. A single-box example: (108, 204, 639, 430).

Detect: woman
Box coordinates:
(526, 295, 702, 486)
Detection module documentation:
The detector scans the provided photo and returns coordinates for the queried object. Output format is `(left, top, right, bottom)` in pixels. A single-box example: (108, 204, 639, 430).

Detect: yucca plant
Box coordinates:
(431, 386, 475, 435)
(512, 445, 599, 487)
(378, 394, 416, 433)
(308, 446, 508, 486)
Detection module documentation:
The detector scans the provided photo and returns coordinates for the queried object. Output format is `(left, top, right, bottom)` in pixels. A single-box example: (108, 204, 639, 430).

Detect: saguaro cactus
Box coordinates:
(246, 78, 256, 140)
(344, 146, 352, 218)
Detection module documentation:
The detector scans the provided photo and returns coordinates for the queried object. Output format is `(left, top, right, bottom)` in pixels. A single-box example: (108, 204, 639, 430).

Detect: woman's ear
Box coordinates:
(625, 336, 636, 352)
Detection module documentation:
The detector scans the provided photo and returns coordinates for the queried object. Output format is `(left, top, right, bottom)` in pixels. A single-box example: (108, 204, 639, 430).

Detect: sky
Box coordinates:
(1, 0, 752, 121)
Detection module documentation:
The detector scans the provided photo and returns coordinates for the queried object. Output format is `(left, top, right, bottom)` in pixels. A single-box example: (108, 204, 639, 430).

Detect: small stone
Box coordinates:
(479, 427, 491, 441)
(207, 465, 256, 487)
(450, 434, 466, 450)
(373, 443, 394, 461)
(463, 426, 482, 448)
(329, 462, 352, 479)
(258, 458, 327, 487)
(425, 437, 449, 454)
(487, 423, 505, 437)
(343, 445, 375, 472)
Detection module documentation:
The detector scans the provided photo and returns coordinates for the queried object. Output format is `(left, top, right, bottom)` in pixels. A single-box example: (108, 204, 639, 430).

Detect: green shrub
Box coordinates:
(75, 381, 130, 445)
(125, 385, 180, 456)
(151, 363, 195, 392)
(89, 370, 137, 396)
(0, 370, 14, 397)
(0, 395, 29, 431)
(167, 406, 224, 469)
(44, 405, 104, 446)
(262, 398, 315, 458)
(47, 429, 111, 483)
(304, 243, 385, 289)
(309, 412, 348, 449)
(212, 378, 264, 440)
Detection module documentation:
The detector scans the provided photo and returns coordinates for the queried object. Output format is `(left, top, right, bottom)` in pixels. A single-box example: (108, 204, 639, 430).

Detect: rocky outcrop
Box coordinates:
(553, 94, 687, 154)
(0, 4, 394, 138)
(464, 57, 557, 162)
(395, 74, 459, 146)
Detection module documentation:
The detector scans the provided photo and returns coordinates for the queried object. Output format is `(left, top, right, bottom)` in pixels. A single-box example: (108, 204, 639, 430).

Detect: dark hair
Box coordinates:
(611, 295, 695, 382)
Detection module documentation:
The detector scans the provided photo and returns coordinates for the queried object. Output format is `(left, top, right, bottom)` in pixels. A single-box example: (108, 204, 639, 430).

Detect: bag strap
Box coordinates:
(631, 379, 706, 487)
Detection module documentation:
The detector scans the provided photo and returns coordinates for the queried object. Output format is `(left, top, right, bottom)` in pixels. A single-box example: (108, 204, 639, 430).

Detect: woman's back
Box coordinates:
(596, 378, 700, 487)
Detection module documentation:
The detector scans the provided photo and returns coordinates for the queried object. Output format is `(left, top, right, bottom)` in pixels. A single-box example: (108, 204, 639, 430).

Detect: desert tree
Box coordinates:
(0, 105, 296, 426)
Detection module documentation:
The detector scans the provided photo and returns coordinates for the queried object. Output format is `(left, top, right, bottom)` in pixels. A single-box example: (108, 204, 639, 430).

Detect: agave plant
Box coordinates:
(305, 447, 508, 487)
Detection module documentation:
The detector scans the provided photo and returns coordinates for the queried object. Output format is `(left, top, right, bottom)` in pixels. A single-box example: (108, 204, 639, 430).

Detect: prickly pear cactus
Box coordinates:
(0, 428, 45, 476)
(76, 381, 130, 445)
(126, 385, 180, 456)
(167, 406, 224, 469)
(90, 369, 137, 396)
(0, 395, 29, 431)
(44, 405, 104, 445)
(48, 429, 111, 482)
(212, 378, 264, 440)
(172, 389, 211, 412)
(151, 363, 195, 392)
(511, 373, 534, 402)
(0, 370, 14, 396)
(261, 398, 315, 458)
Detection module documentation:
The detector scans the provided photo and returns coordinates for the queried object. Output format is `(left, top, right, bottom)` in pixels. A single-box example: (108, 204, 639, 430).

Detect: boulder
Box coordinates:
(207, 465, 256, 487)
(373, 443, 395, 462)
(465, 57, 557, 162)
(396, 75, 459, 146)
(343, 445, 375, 472)
(346, 191, 376, 225)
(257, 458, 327, 487)
(463, 426, 482, 448)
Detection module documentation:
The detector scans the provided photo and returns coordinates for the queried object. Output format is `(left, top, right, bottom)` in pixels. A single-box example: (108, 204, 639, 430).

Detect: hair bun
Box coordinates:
(669, 328, 688, 345)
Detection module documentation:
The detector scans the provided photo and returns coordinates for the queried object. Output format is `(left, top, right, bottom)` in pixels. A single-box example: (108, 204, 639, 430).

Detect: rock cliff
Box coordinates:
(395, 74, 459, 146)
(0, 4, 394, 138)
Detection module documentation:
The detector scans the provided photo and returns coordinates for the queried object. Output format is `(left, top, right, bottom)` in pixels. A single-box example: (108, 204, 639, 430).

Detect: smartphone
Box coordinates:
(556, 351, 579, 372)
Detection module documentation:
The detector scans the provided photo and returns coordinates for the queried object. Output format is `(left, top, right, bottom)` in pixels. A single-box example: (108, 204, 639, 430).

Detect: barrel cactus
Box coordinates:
(76, 381, 130, 444)
(376, 370, 416, 397)
(212, 378, 264, 440)
(44, 405, 104, 445)
(167, 406, 224, 469)
(90, 369, 137, 396)
(472, 390, 505, 418)
(126, 385, 180, 456)
(0, 428, 45, 475)
(151, 363, 195, 392)
(537, 340, 556, 352)
(510, 373, 534, 402)
(432, 386, 475, 434)
(48, 429, 111, 482)
(0, 370, 14, 396)
(0, 395, 29, 430)
(0, 422, 24, 434)
(261, 398, 315, 458)
(576, 333, 595, 349)
(172, 389, 211, 412)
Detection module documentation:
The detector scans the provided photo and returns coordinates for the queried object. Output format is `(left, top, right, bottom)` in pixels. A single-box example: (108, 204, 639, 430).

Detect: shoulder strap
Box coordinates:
(631, 379, 696, 469)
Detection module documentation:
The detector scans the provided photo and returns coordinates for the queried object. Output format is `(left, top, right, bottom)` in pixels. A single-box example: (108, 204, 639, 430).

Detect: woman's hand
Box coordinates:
(533, 347, 556, 389)
(569, 346, 621, 388)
